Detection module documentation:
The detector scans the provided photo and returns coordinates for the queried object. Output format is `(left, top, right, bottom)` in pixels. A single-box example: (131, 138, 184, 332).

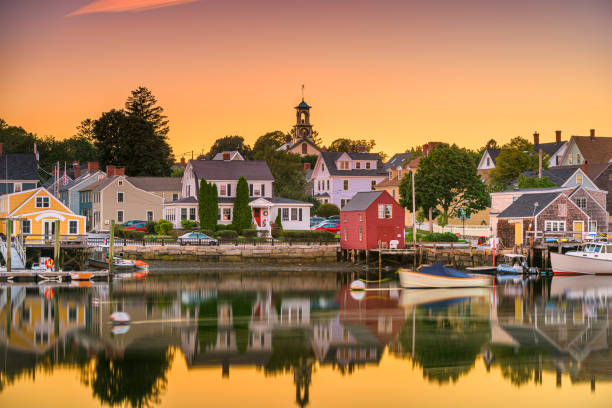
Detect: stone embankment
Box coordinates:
(116, 244, 339, 263)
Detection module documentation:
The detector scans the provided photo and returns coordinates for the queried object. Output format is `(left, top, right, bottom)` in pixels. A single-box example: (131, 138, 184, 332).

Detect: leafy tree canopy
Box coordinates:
(125, 86, 170, 137)
(253, 147, 308, 200)
(206, 135, 252, 160)
(316, 203, 339, 218)
(517, 174, 556, 189)
(253, 131, 287, 153)
(490, 137, 548, 191)
(327, 138, 376, 153)
(399, 143, 490, 222)
(92, 109, 174, 176)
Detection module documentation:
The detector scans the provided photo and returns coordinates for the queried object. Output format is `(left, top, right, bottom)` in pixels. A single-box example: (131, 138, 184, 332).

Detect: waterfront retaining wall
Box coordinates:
(116, 244, 339, 263)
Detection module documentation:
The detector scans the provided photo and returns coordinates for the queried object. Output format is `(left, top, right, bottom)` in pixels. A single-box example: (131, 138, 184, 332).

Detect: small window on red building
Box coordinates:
(359, 226, 362, 241)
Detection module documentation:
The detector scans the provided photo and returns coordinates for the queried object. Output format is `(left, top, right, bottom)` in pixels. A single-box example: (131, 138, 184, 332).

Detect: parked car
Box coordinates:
(311, 221, 340, 233)
(310, 216, 326, 227)
(122, 220, 146, 228)
(327, 215, 340, 221)
(124, 222, 147, 232)
(178, 231, 219, 246)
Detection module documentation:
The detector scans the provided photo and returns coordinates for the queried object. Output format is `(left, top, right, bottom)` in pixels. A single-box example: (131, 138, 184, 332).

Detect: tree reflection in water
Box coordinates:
(396, 301, 490, 384)
(81, 348, 174, 408)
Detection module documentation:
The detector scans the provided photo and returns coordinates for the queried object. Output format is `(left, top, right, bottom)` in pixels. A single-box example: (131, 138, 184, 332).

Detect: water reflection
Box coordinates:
(1, 273, 611, 406)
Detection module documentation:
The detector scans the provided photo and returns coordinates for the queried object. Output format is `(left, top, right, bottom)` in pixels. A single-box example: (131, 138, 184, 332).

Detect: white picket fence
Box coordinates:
(430, 224, 491, 237)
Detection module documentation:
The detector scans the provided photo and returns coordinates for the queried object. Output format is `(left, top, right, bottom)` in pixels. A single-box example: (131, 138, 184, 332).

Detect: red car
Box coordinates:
(125, 222, 147, 232)
(311, 221, 340, 233)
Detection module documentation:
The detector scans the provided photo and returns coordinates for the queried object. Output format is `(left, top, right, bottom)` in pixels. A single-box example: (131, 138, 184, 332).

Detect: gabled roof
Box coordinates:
(340, 191, 384, 212)
(485, 148, 501, 163)
(42, 174, 73, 189)
(128, 177, 181, 192)
(189, 160, 274, 181)
(60, 170, 106, 192)
(165, 195, 311, 206)
(80, 176, 118, 192)
(571, 135, 612, 164)
(376, 177, 402, 188)
(522, 166, 580, 186)
(534, 141, 566, 157)
(0, 153, 38, 181)
(287, 137, 321, 152)
(384, 153, 413, 170)
(320, 152, 386, 177)
(212, 151, 245, 161)
(498, 192, 559, 218)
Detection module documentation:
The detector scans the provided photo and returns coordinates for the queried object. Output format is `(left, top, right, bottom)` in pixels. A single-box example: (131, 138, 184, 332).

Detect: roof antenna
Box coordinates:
(301, 84, 304, 102)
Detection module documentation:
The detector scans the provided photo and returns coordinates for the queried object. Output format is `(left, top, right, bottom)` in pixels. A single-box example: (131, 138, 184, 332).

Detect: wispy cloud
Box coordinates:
(66, 0, 199, 17)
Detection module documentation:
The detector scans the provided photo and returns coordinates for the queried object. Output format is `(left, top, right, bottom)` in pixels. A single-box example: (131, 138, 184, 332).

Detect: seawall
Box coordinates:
(116, 244, 339, 263)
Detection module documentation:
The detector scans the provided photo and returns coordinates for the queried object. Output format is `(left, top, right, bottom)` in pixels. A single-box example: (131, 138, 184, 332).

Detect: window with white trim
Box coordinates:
(22, 220, 31, 234)
(371, 180, 377, 190)
(545, 221, 565, 232)
(147, 211, 153, 221)
(326, 180, 330, 190)
(282, 208, 289, 221)
(359, 226, 363, 241)
(222, 208, 232, 221)
(117, 210, 124, 223)
(341, 199, 349, 208)
(291, 208, 298, 221)
(575, 197, 587, 210)
(366, 162, 371, 169)
(343, 229, 347, 240)
(35, 196, 50, 208)
(378, 204, 392, 219)
(68, 220, 78, 234)
(172, 193, 179, 201)
(356, 162, 361, 169)
(220, 184, 226, 196)
(343, 180, 349, 190)
(181, 208, 187, 220)
(189, 208, 196, 220)
(589, 220, 597, 232)
(298, 208, 303, 221)
(117, 192, 124, 203)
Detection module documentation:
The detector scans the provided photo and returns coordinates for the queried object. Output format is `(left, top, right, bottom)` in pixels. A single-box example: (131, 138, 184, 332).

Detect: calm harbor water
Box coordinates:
(1, 271, 611, 407)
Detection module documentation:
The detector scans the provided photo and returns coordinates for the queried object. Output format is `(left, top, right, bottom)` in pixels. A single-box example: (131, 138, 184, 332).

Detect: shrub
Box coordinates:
(201, 229, 215, 237)
(316, 203, 340, 218)
(274, 211, 283, 230)
(181, 219, 198, 229)
(270, 222, 281, 239)
(155, 219, 174, 235)
(218, 230, 238, 240)
(242, 229, 258, 239)
(114, 227, 145, 241)
(215, 224, 227, 231)
(421, 232, 459, 242)
(280, 230, 335, 241)
(145, 220, 156, 234)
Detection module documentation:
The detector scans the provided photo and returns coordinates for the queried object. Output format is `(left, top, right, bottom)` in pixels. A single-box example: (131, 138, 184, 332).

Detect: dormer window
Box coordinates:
(339, 161, 350, 170)
(486, 158, 491, 166)
(356, 162, 361, 169)
(35, 196, 50, 208)
(388, 171, 393, 180)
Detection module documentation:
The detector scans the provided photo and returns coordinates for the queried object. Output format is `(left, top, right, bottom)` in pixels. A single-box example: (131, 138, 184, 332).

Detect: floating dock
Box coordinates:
(0, 270, 109, 281)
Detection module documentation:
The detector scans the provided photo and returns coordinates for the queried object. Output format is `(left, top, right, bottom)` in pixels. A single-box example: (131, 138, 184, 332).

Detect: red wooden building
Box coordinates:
(340, 190, 405, 250)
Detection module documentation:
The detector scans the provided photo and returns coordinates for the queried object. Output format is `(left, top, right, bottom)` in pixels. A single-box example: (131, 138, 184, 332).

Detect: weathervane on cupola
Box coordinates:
(294, 84, 313, 142)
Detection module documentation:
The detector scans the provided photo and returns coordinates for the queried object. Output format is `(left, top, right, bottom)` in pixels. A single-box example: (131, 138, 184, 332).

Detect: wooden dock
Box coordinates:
(0, 270, 109, 281)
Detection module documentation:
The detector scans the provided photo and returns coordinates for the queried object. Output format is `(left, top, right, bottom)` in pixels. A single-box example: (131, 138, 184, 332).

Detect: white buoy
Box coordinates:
(110, 312, 130, 324)
(350, 280, 366, 291)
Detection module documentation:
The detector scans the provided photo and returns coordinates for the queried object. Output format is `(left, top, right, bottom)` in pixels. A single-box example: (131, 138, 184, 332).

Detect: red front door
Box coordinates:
(253, 208, 261, 226)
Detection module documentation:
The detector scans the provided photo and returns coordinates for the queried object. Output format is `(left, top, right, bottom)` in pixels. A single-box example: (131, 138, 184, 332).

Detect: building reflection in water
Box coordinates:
(0, 273, 610, 406)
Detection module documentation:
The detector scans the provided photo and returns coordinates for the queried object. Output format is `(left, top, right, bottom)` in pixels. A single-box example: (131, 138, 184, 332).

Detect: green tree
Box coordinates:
(206, 135, 252, 160)
(400, 144, 489, 225)
(92, 109, 174, 176)
(490, 137, 547, 190)
(253, 130, 287, 153)
(125, 86, 170, 137)
(327, 138, 376, 153)
(274, 210, 283, 230)
(198, 178, 218, 230)
(171, 167, 184, 177)
(517, 174, 556, 189)
(253, 147, 308, 200)
(316, 203, 339, 218)
(233, 176, 252, 231)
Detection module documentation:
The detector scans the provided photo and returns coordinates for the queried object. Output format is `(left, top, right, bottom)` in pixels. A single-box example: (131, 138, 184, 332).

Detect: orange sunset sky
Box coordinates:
(1, 0, 611, 158)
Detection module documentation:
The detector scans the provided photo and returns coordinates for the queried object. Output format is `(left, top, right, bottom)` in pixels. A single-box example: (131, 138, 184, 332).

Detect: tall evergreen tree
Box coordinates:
(125, 86, 170, 137)
(233, 176, 252, 230)
(209, 183, 219, 229)
(198, 178, 209, 229)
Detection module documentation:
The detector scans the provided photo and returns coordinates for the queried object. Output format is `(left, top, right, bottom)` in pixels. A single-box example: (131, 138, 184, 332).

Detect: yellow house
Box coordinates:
(0, 187, 86, 242)
(375, 167, 413, 227)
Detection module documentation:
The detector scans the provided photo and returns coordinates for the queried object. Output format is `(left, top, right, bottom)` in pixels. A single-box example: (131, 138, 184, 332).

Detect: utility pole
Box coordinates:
(538, 149, 543, 179)
(109, 220, 115, 275)
(411, 170, 416, 243)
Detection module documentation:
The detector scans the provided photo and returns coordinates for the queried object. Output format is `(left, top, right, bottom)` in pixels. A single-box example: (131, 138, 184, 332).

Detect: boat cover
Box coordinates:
(419, 262, 472, 279)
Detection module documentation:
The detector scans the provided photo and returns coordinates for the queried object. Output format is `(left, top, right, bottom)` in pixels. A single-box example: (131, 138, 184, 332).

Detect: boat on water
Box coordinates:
(550, 241, 612, 275)
(70, 271, 93, 281)
(398, 262, 493, 288)
(110, 311, 130, 324)
(88, 251, 148, 272)
(496, 254, 537, 274)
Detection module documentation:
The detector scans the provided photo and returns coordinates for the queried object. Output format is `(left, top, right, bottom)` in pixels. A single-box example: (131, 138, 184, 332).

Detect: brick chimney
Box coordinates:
(180, 157, 186, 167)
(73, 161, 80, 179)
(303, 163, 311, 170)
(87, 161, 99, 173)
(590, 129, 595, 140)
(581, 160, 589, 176)
(555, 130, 561, 144)
(533, 132, 540, 146)
(106, 165, 125, 176)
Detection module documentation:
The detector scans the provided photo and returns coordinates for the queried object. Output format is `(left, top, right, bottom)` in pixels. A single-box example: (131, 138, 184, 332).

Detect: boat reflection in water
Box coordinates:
(0, 272, 611, 407)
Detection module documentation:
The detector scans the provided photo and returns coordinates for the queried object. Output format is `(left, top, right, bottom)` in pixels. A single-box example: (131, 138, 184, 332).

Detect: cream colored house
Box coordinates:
(83, 176, 181, 231)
